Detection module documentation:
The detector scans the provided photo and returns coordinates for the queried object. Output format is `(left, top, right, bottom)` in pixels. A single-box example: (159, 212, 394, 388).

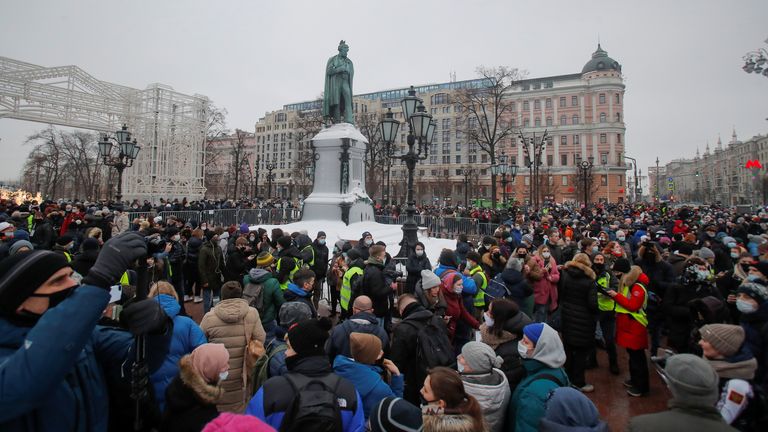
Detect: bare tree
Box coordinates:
(572, 167, 600, 205)
(454, 66, 527, 208)
(537, 166, 559, 204)
(356, 111, 386, 200)
(204, 103, 229, 170)
(228, 129, 251, 199)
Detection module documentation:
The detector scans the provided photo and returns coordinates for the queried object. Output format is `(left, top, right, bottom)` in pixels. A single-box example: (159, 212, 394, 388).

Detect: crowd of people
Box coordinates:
(1, 198, 768, 431)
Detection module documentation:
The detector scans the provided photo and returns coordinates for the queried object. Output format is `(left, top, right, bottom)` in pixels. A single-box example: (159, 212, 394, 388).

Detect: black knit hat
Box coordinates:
(613, 257, 631, 273)
(277, 235, 293, 249)
(346, 248, 361, 261)
(466, 251, 482, 264)
(287, 319, 331, 357)
(0, 251, 70, 316)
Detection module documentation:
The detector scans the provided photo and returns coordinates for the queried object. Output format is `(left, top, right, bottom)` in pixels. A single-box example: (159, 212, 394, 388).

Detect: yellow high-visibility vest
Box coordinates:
(614, 282, 648, 326)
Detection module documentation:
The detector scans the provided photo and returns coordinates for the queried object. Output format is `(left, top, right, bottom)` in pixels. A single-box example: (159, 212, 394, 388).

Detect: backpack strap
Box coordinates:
(534, 373, 564, 387)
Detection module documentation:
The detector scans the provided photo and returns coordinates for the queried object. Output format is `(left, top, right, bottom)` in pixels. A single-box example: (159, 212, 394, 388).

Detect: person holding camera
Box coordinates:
(0, 232, 172, 431)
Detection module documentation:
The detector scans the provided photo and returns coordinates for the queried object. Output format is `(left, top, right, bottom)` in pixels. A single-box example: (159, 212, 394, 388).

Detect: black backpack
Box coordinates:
(279, 373, 344, 432)
(402, 314, 456, 371)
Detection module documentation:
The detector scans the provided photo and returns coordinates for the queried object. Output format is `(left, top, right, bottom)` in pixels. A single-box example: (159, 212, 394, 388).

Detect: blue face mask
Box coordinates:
(747, 274, 761, 282)
(736, 299, 757, 314)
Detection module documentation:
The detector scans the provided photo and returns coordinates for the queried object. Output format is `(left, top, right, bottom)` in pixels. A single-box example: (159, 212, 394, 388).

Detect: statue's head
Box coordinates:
(338, 40, 349, 57)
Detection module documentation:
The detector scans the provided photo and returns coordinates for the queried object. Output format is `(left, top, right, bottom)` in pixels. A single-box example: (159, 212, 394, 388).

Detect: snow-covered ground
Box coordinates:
(250, 220, 455, 265)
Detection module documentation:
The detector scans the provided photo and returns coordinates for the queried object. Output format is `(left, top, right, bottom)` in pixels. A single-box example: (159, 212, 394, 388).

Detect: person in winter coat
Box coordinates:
(480, 298, 532, 391)
(149, 282, 208, 411)
(494, 257, 533, 311)
(591, 253, 621, 374)
(280, 268, 317, 320)
(540, 387, 609, 432)
(326, 295, 389, 361)
(415, 269, 448, 317)
(420, 367, 487, 432)
(607, 259, 651, 397)
(481, 244, 507, 279)
(456, 342, 510, 432)
(242, 255, 284, 340)
(441, 270, 480, 347)
(246, 319, 365, 431)
(161, 343, 229, 432)
(390, 294, 435, 404)
(517, 246, 543, 317)
(333, 332, 404, 420)
(508, 323, 569, 432)
(735, 281, 768, 390)
(184, 228, 204, 303)
(200, 281, 266, 413)
(361, 245, 391, 328)
(558, 252, 599, 392)
(533, 244, 561, 324)
(663, 257, 722, 353)
(357, 231, 374, 261)
(30, 212, 54, 250)
(274, 235, 302, 291)
(628, 354, 738, 432)
(199, 230, 224, 314)
(405, 241, 431, 293)
(369, 397, 423, 432)
(0, 236, 171, 432)
(455, 233, 472, 267)
(225, 237, 254, 283)
(311, 231, 330, 306)
(636, 242, 675, 356)
(70, 237, 100, 277)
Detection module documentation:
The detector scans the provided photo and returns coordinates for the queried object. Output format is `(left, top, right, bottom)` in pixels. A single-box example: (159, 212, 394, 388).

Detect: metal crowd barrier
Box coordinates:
(374, 215, 500, 240)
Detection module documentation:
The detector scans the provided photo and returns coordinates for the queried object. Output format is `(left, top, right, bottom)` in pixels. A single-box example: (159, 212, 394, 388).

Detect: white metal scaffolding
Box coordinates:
(0, 56, 208, 201)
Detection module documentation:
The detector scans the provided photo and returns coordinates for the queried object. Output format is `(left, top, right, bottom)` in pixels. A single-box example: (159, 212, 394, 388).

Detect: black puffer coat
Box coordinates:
(390, 302, 434, 405)
(361, 260, 390, 317)
(663, 277, 721, 352)
(405, 252, 432, 293)
(558, 259, 599, 348)
(493, 311, 532, 391)
(495, 268, 533, 309)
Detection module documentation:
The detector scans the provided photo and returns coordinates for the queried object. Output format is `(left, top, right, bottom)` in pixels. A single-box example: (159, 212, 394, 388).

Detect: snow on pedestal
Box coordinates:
(302, 122, 375, 224)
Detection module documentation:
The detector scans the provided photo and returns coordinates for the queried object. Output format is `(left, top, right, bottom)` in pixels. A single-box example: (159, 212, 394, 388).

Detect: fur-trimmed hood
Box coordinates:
(620, 265, 644, 289)
(178, 354, 224, 404)
(482, 246, 507, 267)
(563, 258, 596, 280)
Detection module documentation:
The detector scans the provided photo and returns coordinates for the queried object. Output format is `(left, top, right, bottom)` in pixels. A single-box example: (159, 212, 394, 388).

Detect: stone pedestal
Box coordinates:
(302, 123, 375, 224)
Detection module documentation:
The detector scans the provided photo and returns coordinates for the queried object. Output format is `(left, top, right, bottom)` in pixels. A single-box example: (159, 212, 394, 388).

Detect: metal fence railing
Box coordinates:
(374, 215, 498, 240)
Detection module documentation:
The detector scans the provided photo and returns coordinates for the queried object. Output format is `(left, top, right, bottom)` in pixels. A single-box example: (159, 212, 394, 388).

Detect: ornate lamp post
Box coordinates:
(461, 166, 474, 207)
(379, 86, 435, 258)
(655, 156, 660, 201)
(253, 156, 260, 198)
(579, 157, 594, 205)
(519, 130, 547, 209)
(98, 124, 140, 202)
(265, 160, 276, 199)
(623, 155, 638, 203)
(491, 152, 519, 208)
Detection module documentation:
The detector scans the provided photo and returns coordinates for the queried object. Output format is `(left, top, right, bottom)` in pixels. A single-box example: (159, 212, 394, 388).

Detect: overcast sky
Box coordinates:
(1, 0, 767, 182)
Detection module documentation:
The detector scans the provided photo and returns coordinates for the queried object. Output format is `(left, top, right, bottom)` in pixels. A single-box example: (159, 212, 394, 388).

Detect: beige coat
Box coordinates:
(200, 298, 266, 413)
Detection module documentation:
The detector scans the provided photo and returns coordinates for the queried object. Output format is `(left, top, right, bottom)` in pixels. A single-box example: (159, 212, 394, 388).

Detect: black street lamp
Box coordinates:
(623, 154, 638, 203)
(265, 160, 276, 199)
(655, 156, 660, 201)
(579, 157, 594, 205)
(491, 151, 519, 208)
(742, 46, 768, 78)
(519, 130, 547, 209)
(98, 124, 140, 202)
(461, 166, 474, 207)
(253, 156, 260, 198)
(379, 86, 435, 258)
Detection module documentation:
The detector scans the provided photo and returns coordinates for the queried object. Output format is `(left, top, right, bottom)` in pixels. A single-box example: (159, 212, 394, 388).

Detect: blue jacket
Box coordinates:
(326, 312, 389, 362)
(508, 359, 569, 432)
(0, 286, 133, 431)
(333, 356, 404, 420)
(246, 355, 365, 431)
(151, 294, 206, 411)
(434, 264, 477, 295)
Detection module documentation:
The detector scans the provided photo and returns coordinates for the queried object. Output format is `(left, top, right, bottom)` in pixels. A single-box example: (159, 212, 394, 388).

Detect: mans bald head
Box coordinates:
(352, 295, 372, 312)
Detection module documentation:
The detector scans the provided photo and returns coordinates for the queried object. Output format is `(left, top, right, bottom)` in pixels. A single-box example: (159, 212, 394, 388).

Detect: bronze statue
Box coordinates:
(323, 40, 354, 125)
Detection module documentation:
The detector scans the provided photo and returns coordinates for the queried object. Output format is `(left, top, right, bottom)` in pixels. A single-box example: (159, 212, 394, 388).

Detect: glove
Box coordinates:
(121, 299, 170, 336)
(83, 232, 147, 288)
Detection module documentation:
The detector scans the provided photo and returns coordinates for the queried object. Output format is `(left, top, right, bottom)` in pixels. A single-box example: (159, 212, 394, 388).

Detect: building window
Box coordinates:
(511, 101, 516, 111)
(443, 156, 450, 163)
(562, 176, 568, 186)
(524, 177, 530, 185)
(535, 118, 541, 127)
(534, 100, 541, 110)
(600, 112, 606, 123)
(431, 169, 437, 176)
(601, 175, 608, 186)
(561, 154, 568, 166)
(617, 133, 622, 144)
(547, 154, 553, 166)
(523, 119, 530, 127)
(480, 169, 487, 176)
(573, 134, 580, 144)
(600, 133, 607, 144)
(560, 115, 567, 125)
(455, 155, 461, 163)
(442, 118, 450, 129)
(431, 93, 449, 105)
(560, 135, 567, 145)
(599, 93, 606, 104)
(574, 153, 581, 164)
(481, 154, 488, 163)
(442, 131, 450, 142)
(559, 97, 566, 108)
(419, 169, 424, 176)
(455, 142, 462, 151)
(616, 112, 621, 122)
(615, 93, 620, 104)
(545, 98, 552, 108)
(523, 101, 529, 110)
(546, 117, 553, 126)
(618, 175, 623, 186)
(572, 115, 579, 125)
(601, 153, 608, 165)
(571, 96, 578, 106)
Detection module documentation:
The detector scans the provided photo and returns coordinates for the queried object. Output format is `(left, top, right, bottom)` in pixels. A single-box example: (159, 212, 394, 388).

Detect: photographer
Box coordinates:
(0, 232, 172, 431)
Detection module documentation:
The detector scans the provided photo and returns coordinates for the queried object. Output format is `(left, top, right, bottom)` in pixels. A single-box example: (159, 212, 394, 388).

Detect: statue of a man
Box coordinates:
(323, 40, 354, 125)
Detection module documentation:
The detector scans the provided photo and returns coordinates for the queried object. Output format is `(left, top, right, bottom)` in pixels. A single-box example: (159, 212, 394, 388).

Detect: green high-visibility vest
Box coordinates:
(27, 215, 33, 232)
(614, 282, 648, 327)
(340, 266, 364, 311)
(470, 266, 488, 308)
(63, 251, 72, 262)
(596, 273, 615, 312)
(277, 256, 301, 290)
(119, 272, 130, 286)
(302, 245, 315, 267)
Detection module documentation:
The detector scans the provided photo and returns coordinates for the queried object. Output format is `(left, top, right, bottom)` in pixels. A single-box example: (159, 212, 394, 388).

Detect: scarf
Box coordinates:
(480, 324, 516, 349)
(708, 357, 758, 380)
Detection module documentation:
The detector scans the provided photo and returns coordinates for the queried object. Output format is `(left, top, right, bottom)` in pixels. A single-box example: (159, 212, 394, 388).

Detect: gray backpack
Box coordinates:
(243, 282, 265, 312)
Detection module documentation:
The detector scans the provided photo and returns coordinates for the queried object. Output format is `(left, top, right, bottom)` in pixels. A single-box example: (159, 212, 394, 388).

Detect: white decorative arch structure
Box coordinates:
(0, 56, 208, 201)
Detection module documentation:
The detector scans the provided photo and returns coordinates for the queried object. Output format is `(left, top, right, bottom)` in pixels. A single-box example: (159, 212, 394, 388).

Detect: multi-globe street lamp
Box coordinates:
(742, 46, 768, 78)
(491, 151, 519, 208)
(98, 124, 140, 202)
(519, 130, 548, 209)
(379, 85, 436, 258)
(265, 160, 277, 199)
(461, 166, 475, 207)
(252, 156, 260, 198)
(579, 157, 595, 206)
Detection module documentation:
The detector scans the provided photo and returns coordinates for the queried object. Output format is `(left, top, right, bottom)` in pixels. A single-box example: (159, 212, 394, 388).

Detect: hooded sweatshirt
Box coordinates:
(461, 368, 510, 432)
(540, 387, 609, 432)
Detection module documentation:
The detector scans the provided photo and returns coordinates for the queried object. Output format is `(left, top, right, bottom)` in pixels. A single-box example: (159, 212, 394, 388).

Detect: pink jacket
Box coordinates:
(532, 255, 560, 310)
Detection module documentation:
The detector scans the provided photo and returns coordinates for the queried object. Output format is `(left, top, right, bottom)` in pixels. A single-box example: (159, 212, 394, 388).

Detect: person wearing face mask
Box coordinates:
(0, 233, 174, 432)
(165, 227, 187, 310)
(516, 246, 542, 317)
(405, 241, 431, 294)
(591, 253, 621, 374)
(479, 298, 531, 391)
(420, 367, 487, 432)
(199, 230, 224, 314)
(456, 342, 510, 432)
(735, 282, 768, 390)
(224, 237, 254, 284)
(663, 257, 722, 354)
(440, 271, 480, 348)
(310, 231, 330, 307)
(507, 323, 569, 432)
(52, 234, 76, 262)
(161, 343, 230, 432)
(532, 245, 561, 326)
(274, 235, 302, 292)
(356, 231, 374, 261)
(636, 242, 675, 357)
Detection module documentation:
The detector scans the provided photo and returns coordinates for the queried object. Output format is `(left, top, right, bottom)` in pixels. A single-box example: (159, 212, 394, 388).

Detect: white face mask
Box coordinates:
(457, 360, 465, 373)
(364, 239, 373, 246)
(517, 341, 529, 359)
(736, 299, 758, 314)
(416, 250, 424, 257)
(172, 235, 180, 242)
(453, 285, 463, 294)
(219, 371, 229, 381)
(483, 313, 494, 327)
(542, 252, 551, 259)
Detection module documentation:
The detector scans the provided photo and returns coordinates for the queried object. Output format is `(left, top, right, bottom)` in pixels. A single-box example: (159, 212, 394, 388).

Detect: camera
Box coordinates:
(145, 235, 167, 255)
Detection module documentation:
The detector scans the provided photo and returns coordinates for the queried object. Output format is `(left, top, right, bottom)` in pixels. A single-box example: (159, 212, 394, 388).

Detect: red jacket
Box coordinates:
(614, 268, 649, 350)
(440, 271, 479, 341)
